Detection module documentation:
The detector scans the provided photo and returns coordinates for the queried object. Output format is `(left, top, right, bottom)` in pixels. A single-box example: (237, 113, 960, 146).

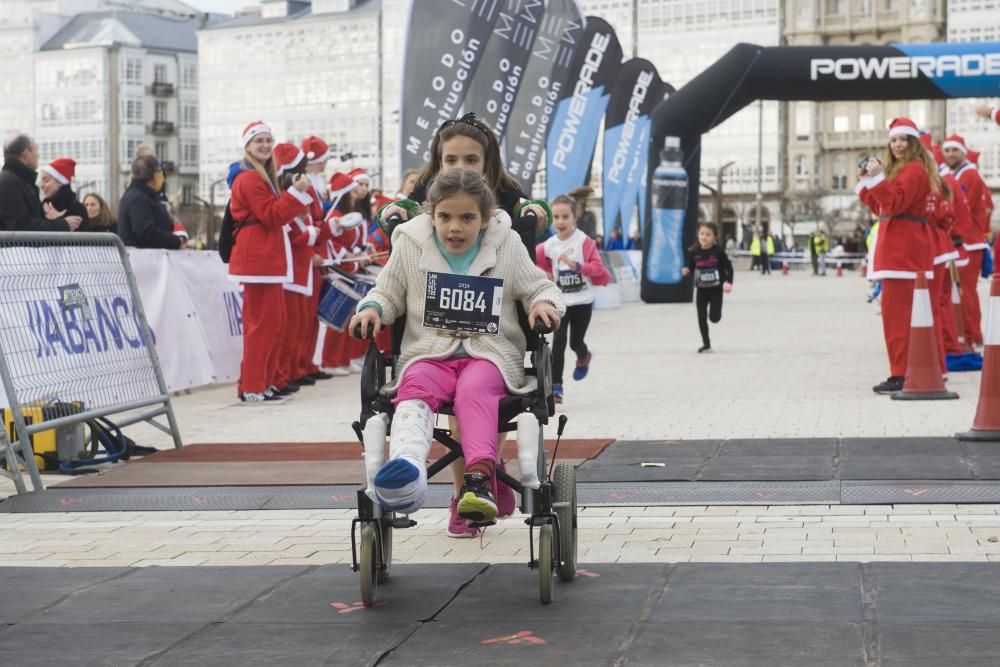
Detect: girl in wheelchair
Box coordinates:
(349, 168, 565, 524)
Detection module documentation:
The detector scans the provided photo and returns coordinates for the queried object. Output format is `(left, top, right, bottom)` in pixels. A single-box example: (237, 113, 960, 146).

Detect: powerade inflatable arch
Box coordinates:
(642, 41, 1000, 303)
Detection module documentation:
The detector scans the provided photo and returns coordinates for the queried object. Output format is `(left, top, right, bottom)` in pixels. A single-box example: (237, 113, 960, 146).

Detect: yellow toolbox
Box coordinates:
(3, 403, 85, 471)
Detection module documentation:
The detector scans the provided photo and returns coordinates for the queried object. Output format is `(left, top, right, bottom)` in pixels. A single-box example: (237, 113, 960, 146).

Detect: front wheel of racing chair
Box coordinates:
(349, 316, 577, 607)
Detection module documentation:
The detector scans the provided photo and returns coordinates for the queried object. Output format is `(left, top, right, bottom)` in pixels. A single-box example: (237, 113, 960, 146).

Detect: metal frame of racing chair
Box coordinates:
(349, 316, 577, 607)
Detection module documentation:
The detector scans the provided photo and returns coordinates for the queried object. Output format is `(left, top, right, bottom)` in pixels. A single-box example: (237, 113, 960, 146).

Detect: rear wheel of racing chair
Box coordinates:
(553, 462, 577, 582)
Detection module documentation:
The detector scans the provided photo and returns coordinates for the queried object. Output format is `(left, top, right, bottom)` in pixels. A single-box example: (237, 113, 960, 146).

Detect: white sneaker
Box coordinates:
(322, 366, 351, 377)
(349, 361, 363, 374)
(240, 392, 285, 405)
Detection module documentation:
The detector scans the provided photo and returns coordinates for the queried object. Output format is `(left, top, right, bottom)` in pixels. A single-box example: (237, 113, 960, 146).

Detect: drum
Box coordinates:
(353, 275, 376, 297)
(317, 279, 363, 331)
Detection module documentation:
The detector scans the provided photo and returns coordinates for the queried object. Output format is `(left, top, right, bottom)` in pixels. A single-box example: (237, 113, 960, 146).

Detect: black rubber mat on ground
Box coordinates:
(3, 563, 999, 666)
(576, 437, 1000, 482)
(6, 478, 1000, 512)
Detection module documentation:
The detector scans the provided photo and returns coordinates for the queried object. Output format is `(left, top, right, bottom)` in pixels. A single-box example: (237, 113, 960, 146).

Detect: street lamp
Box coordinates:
(204, 177, 226, 250)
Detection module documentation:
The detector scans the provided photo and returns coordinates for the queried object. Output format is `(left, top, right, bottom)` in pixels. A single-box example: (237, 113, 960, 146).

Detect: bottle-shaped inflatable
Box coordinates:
(646, 136, 688, 284)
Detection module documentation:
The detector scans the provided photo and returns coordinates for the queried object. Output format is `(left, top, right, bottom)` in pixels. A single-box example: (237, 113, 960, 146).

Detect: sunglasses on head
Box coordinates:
(438, 112, 490, 140)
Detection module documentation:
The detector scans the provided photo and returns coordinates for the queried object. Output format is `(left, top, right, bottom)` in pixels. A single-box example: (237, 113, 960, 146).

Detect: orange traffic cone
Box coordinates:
(957, 273, 1000, 440)
(781, 261, 789, 276)
(893, 273, 959, 401)
(951, 278, 975, 354)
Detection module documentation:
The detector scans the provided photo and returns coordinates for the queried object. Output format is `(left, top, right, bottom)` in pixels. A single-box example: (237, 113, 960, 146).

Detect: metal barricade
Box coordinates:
(0, 232, 181, 493)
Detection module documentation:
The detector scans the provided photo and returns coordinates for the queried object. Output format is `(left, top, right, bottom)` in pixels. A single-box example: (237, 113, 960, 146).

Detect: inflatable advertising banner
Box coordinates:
(643, 41, 1000, 303)
(464, 1, 547, 141)
(601, 58, 670, 239)
(399, 0, 499, 172)
(545, 16, 622, 200)
(503, 0, 585, 193)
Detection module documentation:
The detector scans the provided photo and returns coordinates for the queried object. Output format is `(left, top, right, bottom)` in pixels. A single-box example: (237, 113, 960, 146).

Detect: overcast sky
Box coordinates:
(187, 0, 259, 14)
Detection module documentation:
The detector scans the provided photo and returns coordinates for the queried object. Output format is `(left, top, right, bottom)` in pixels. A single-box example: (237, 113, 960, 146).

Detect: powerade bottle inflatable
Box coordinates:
(646, 136, 687, 284)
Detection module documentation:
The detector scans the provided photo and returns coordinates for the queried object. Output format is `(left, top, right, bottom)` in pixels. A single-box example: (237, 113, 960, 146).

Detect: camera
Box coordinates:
(858, 156, 872, 172)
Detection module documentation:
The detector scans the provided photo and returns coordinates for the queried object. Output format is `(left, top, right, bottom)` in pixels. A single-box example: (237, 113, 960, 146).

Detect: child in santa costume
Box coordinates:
(856, 118, 936, 395)
(227, 121, 312, 405)
(941, 134, 994, 346)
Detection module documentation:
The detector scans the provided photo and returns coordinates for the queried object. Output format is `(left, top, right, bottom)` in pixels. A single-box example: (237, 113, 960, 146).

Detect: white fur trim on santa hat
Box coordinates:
(888, 125, 920, 139)
(38, 164, 69, 185)
(242, 121, 272, 146)
(276, 148, 306, 175)
(940, 140, 968, 154)
(307, 148, 331, 164)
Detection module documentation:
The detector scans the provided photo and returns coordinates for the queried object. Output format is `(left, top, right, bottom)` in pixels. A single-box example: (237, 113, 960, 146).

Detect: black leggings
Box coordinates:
(552, 303, 593, 384)
(696, 288, 723, 346)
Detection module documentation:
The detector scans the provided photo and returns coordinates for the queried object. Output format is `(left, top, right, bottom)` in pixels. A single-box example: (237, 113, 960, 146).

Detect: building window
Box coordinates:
(155, 142, 168, 161)
(828, 0, 845, 14)
(858, 112, 875, 131)
(122, 97, 143, 124)
(181, 184, 193, 205)
(859, 0, 873, 15)
(181, 63, 197, 89)
(181, 103, 198, 128)
(795, 104, 811, 140)
(832, 154, 847, 191)
(833, 115, 850, 133)
(182, 142, 198, 166)
(908, 101, 926, 129)
(155, 101, 168, 123)
(123, 57, 143, 84)
(154, 64, 167, 83)
(795, 155, 808, 179)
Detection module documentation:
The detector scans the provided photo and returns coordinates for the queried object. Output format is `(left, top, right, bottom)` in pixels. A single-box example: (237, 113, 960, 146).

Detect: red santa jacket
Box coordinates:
(952, 162, 993, 250)
(941, 172, 978, 268)
(283, 187, 323, 296)
(322, 208, 369, 274)
(227, 163, 311, 284)
(857, 161, 933, 280)
(927, 189, 958, 266)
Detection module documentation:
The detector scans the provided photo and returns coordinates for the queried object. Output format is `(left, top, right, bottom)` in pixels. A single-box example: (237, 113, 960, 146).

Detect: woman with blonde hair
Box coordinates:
(856, 118, 936, 394)
(227, 120, 312, 405)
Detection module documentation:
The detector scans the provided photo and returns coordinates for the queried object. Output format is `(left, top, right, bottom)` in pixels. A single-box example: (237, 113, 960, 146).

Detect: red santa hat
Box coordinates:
(301, 136, 331, 164)
(273, 142, 305, 175)
(241, 120, 272, 146)
(38, 157, 75, 185)
(172, 222, 189, 240)
(967, 148, 980, 166)
(329, 171, 358, 203)
(941, 134, 968, 155)
(888, 117, 920, 139)
(349, 167, 370, 184)
(918, 133, 945, 166)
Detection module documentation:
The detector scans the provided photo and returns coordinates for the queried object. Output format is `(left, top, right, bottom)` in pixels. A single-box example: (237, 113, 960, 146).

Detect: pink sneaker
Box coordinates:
(494, 460, 516, 518)
(448, 496, 480, 538)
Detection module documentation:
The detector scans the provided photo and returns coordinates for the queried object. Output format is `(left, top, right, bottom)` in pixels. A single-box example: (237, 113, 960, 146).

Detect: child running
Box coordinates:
(682, 222, 733, 353)
(349, 168, 565, 524)
(535, 191, 611, 403)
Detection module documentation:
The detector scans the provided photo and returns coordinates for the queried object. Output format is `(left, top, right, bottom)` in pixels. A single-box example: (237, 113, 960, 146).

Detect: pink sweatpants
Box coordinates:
(393, 357, 508, 467)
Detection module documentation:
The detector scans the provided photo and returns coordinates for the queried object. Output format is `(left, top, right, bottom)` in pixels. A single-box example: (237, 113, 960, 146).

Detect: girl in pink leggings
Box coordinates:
(350, 168, 564, 524)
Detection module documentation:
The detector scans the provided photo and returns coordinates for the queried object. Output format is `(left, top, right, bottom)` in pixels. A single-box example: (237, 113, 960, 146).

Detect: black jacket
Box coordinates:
(0, 160, 71, 232)
(686, 244, 734, 289)
(43, 184, 88, 226)
(117, 180, 181, 249)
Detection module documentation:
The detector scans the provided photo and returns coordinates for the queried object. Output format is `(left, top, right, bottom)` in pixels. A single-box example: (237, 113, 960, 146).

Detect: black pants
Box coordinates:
(811, 254, 819, 275)
(552, 303, 592, 385)
(760, 252, 771, 274)
(696, 288, 724, 346)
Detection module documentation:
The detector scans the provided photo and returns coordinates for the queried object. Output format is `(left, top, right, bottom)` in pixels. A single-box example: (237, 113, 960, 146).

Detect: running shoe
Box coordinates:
(447, 497, 480, 538)
(457, 473, 498, 524)
(572, 351, 592, 381)
(872, 376, 904, 394)
(553, 383, 563, 404)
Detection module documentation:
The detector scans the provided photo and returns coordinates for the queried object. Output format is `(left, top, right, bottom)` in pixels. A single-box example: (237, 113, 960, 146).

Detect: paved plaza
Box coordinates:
(2, 270, 999, 665)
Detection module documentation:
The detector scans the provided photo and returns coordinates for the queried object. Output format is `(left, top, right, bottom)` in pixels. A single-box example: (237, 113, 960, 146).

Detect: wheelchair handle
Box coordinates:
(532, 320, 554, 335)
(353, 323, 375, 340)
(384, 213, 405, 239)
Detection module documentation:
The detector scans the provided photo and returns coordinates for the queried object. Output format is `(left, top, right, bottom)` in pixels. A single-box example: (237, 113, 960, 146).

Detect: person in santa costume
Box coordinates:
(856, 118, 936, 395)
(941, 134, 994, 346)
(319, 169, 374, 374)
(301, 135, 333, 209)
(227, 120, 312, 405)
(270, 142, 326, 393)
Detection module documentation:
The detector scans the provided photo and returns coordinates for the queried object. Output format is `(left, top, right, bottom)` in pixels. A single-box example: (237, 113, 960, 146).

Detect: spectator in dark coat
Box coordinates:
(0, 133, 82, 232)
(81, 193, 117, 233)
(38, 157, 88, 224)
(117, 154, 183, 249)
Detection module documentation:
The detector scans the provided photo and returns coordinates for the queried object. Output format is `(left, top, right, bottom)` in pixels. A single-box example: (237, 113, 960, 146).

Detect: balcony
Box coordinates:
(151, 121, 175, 135)
(160, 160, 176, 174)
(819, 129, 884, 150)
(151, 82, 175, 97)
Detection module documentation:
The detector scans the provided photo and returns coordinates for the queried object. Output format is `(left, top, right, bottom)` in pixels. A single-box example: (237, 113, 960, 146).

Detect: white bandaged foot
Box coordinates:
(373, 399, 433, 513)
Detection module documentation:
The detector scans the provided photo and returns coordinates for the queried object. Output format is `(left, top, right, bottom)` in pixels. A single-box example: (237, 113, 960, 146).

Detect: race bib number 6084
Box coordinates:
(424, 272, 504, 335)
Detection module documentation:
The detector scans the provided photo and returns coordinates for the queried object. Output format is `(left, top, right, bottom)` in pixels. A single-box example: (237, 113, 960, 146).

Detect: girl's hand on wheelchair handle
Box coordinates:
(349, 309, 382, 339)
(381, 204, 409, 223)
(528, 301, 560, 332)
(522, 203, 548, 225)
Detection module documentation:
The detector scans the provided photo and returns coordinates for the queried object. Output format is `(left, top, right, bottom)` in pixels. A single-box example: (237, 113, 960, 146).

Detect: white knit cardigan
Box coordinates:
(359, 209, 566, 395)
